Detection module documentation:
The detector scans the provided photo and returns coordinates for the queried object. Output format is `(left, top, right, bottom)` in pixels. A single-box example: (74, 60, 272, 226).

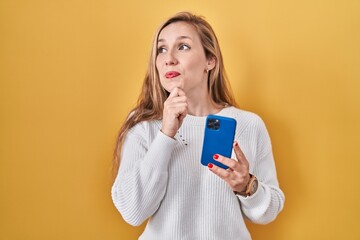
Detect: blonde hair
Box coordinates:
(112, 11, 237, 177)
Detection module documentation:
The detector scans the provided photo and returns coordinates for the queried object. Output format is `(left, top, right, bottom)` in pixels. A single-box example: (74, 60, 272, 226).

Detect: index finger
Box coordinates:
(169, 87, 186, 98)
(213, 154, 241, 172)
(233, 141, 249, 165)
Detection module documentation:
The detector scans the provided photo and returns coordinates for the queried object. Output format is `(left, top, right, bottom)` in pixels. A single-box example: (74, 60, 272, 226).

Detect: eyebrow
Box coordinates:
(158, 35, 192, 43)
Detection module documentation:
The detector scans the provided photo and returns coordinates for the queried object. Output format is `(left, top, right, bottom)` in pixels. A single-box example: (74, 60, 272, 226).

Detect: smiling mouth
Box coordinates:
(165, 71, 180, 79)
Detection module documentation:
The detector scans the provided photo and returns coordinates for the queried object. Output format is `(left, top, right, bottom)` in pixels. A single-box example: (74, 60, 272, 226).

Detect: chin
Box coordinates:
(164, 84, 184, 93)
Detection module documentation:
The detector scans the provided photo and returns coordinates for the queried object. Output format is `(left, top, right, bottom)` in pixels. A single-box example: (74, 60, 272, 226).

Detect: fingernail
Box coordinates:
(208, 163, 213, 168)
(235, 142, 238, 147)
(213, 154, 219, 160)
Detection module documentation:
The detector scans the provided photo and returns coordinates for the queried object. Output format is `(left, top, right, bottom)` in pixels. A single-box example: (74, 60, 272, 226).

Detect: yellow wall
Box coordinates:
(1, 0, 359, 239)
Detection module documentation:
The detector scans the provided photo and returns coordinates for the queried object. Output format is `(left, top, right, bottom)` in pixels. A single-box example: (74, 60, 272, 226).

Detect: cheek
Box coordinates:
(156, 61, 164, 82)
(155, 56, 163, 72)
(156, 58, 165, 84)
(186, 55, 206, 73)
(186, 62, 205, 77)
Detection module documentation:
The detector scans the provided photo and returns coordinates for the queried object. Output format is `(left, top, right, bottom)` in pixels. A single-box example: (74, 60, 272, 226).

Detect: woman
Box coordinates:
(111, 11, 284, 240)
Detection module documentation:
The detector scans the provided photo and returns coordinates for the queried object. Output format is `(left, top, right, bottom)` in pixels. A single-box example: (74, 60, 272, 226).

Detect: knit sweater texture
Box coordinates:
(112, 107, 285, 240)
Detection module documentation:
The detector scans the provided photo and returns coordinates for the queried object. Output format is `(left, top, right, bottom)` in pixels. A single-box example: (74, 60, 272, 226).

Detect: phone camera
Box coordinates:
(207, 118, 220, 130)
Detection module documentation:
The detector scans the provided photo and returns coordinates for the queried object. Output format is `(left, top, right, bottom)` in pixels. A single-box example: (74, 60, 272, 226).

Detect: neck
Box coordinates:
(185, 91, 223, 116)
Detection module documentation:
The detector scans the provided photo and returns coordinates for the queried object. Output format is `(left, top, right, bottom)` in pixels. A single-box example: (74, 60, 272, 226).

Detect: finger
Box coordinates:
(175, 104, 188, 127)
(213, 154, 241, 172)
(207, 162, 232, 180)
(208, 163, 250, 192)
(166, 103, 188, 114)
(169, 87, 186, 98)
(175, 88, 186, 96)
(164, 96, 187, 112)
(178, 108, 187, 124)
(233, 141, 249, 166)
(168, 87, 179, 98)
(167, 95, 187, 104)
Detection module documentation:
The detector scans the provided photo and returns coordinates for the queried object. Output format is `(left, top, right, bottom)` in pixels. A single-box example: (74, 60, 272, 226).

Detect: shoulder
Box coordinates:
(128, 119, 161, 134)
(218, 106, 267, 135)
(124, 118, 162, 145)
(219, 106, 263, 124)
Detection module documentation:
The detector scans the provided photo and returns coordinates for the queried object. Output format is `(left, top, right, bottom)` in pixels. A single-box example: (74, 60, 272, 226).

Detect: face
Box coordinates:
(156, 21, 215, 95)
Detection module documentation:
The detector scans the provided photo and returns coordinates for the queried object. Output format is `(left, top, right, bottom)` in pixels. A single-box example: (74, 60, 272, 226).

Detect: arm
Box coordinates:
(112, 87, 187, 226)
(239, 116, 285, 224)
(208, 115, 285, 224)
(111, 126, 177, 226)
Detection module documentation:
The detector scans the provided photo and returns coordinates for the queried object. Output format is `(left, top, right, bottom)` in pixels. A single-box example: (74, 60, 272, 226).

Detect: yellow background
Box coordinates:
(1, 0, 359, 239)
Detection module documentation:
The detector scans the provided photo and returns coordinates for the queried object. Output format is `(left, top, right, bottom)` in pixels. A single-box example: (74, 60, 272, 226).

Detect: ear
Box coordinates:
(206, 56, 216, 71)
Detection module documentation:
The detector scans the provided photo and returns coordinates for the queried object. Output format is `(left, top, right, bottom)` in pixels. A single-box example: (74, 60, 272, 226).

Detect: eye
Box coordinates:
(179, 44, 190, 51)
(157, 46, 167, 54)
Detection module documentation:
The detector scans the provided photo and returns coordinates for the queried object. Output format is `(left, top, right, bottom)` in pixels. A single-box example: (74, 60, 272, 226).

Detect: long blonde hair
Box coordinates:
(112, 11, 237, 177)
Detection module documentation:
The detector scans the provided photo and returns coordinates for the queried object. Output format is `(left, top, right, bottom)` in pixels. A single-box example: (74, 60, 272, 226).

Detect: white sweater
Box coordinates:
(112, 107, 284, 240)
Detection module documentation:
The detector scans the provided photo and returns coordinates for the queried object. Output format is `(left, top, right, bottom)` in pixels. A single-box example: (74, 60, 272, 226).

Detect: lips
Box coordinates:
(165, 71, 180, 79)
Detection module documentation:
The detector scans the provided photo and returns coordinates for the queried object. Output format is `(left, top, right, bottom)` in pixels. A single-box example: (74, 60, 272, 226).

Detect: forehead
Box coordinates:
(158, 21, 199, 42)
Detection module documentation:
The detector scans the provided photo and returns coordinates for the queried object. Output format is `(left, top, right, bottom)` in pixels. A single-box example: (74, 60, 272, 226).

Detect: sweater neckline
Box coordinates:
(182, 106, 233, 126)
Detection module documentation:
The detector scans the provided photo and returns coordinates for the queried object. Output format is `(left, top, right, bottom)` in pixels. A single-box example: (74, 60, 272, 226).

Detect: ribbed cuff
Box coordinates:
(238, 181, 271, 210)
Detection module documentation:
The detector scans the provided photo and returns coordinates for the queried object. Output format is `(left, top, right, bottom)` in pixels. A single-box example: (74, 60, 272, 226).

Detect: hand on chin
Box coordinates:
(167, 84, 185, 94)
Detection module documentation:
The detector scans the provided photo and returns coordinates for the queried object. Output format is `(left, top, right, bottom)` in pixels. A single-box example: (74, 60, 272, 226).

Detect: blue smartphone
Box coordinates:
(200, 115, 237, 169)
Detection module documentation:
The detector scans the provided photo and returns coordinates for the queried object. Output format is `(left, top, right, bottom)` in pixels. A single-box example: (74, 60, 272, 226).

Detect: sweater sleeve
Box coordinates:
(111, 124, 177, 226)
(238, 116, 285, 224)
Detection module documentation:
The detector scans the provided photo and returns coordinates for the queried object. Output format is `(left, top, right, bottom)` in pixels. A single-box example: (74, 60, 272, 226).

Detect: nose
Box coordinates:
(165, 51, 178, 66)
